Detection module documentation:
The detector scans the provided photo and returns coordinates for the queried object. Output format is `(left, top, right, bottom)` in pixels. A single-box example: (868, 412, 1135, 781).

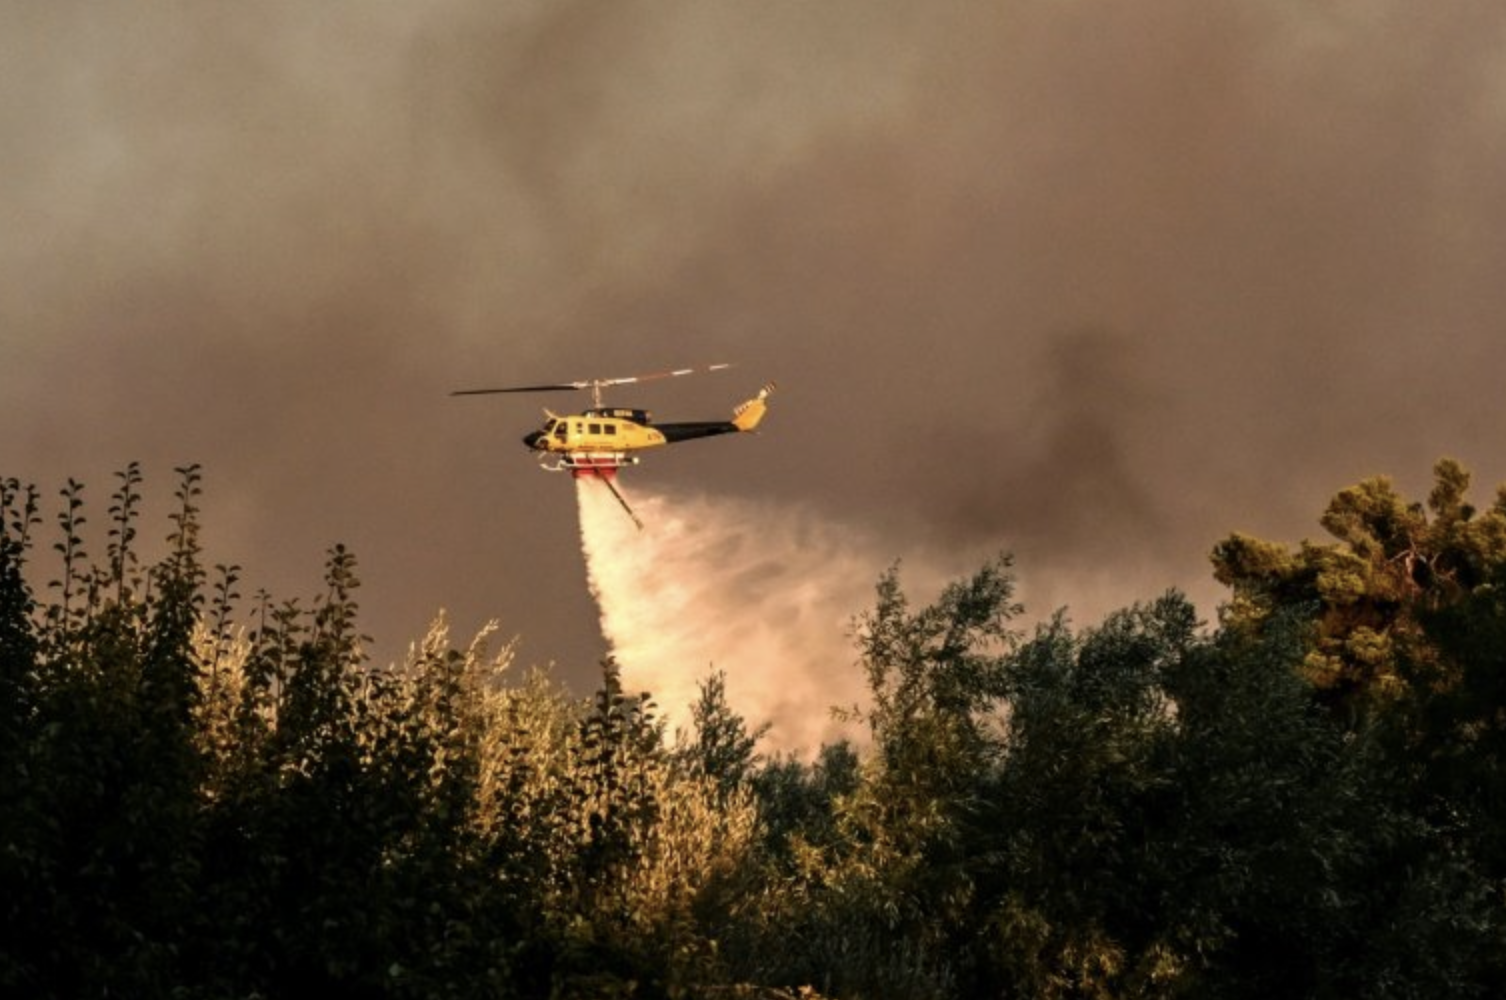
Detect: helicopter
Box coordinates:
(451, 364, 775, 527)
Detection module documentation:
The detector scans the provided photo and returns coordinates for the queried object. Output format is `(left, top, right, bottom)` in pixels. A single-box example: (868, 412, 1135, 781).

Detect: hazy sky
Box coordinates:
(7, 1, 1506, 714)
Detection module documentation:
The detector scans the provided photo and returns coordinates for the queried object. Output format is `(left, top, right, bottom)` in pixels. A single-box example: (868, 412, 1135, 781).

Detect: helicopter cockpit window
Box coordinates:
(552, 421, 566, 442)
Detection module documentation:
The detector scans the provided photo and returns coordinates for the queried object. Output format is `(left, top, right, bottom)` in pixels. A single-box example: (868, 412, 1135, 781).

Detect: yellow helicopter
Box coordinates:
(451, 364, 775, 526)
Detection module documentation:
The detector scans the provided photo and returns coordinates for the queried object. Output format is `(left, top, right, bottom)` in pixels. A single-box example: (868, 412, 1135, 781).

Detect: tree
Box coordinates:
(0, 478, 41, 994)
(1153, 609, 1494, 998)
(0, 466, 213, 996)
(854, 556, 1019, 824)
(725, 558, 1022, 999)
(750, 739, 860, 863)
(974, 593, 1193, 998)
(674, 668, 769, 796)
(1211, 457, 1506, 721)
(11, 459, 1504, 998)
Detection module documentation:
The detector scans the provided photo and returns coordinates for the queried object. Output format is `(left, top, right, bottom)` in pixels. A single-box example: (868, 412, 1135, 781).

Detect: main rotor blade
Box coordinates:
(597, 363, 732, 389)
(450, 363, 732, 397)
(449, 384, 582, 396)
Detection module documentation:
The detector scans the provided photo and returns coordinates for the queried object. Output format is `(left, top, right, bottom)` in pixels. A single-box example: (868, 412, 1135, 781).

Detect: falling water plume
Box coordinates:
(574, 476, 923, 755)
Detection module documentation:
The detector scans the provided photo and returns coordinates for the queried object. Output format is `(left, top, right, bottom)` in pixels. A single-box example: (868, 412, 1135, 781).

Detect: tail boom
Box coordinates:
(655, 382, 777, 442)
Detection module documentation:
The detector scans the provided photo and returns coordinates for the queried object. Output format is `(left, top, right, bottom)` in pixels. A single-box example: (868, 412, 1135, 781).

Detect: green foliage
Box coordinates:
(0, 477, 39, 730)
(969, 595, 1192, 998)
(718, 559, 1023, 999)
(675, 667, 770, 797)
(0, 478, 41, 994)
(1213, 457, 1506, 720)
(848, 557, 1019, 870)
(1157, 613, 1494, 997)
(4, 463, 1506, 998)
(751, 739, 860, 863)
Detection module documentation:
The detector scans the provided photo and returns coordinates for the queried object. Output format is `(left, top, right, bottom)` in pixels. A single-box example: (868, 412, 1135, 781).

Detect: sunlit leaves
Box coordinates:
(1213, 458, 1506, 720)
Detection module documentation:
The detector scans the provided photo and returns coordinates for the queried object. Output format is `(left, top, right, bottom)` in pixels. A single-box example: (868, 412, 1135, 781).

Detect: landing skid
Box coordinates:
(540, 452, 640, 474)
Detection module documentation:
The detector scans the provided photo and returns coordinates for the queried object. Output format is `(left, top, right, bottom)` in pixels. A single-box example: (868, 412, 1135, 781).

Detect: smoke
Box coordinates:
(8, 0, 1506, 689)
(575, 476, 961, 754)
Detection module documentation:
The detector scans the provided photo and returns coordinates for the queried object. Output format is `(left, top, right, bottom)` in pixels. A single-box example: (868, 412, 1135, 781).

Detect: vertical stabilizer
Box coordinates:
(731, 382, 777, 432)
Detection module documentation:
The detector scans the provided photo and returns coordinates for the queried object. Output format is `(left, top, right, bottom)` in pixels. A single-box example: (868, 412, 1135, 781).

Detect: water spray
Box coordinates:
(573, 477, 909, 755)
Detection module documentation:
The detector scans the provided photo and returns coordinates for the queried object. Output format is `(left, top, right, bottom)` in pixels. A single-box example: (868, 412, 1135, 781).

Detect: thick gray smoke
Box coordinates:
(7, 2, 1506, 711)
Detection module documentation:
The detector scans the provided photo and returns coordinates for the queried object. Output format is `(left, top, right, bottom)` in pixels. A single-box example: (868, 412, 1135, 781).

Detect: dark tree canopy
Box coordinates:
(2, 461, 1504, 998)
